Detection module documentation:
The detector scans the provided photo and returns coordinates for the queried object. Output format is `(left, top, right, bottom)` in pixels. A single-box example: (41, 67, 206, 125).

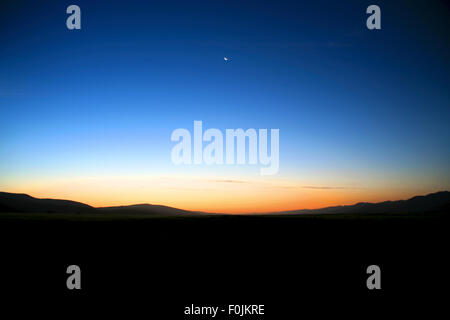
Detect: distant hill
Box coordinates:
(278, 191, 450, 215)
(0, 192, 94, 214)
(0, 192, 193, 217)
(0, 191, 449, 217)
(97, 204, 192, 216)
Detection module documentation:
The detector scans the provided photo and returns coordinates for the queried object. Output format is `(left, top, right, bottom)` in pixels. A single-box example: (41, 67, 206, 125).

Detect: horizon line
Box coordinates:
(1, 190, 448, 215)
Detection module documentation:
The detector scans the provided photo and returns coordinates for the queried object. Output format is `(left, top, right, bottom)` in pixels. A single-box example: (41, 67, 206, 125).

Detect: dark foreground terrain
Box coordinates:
(0, 212, 448, 318)
(0, 191, 449, 318)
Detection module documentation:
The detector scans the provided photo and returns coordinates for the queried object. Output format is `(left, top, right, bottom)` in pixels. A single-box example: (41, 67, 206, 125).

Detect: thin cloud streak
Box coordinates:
(209, 179, 248, 184)
(300, 186, 362, 190)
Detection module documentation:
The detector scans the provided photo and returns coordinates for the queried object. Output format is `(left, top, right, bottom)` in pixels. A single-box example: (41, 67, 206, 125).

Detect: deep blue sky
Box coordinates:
(0, 0, 449, 209)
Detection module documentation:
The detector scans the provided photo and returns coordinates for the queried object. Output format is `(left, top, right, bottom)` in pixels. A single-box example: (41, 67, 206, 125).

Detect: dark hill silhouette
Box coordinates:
(0, 192, 94, 214)
(97, 204, 192, 216)
(0, 192, 193, 216)
(278, 191, 450, 215)
(0, 191, 449, 217)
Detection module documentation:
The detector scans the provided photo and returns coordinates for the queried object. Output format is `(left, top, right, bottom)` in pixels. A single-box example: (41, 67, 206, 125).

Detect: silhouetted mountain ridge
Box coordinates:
(0, 192, 192, 216)
(0, 192, 94, 214)
(97, 203, 191, 216)
(0, 191, 449, 216)
(279, 191, 450, 215)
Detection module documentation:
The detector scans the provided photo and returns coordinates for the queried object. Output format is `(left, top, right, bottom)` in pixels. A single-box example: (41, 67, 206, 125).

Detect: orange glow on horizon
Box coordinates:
(1, 174, 442, 214)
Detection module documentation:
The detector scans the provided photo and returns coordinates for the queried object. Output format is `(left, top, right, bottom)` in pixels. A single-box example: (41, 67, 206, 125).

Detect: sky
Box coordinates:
(0, 0, 449, 213)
